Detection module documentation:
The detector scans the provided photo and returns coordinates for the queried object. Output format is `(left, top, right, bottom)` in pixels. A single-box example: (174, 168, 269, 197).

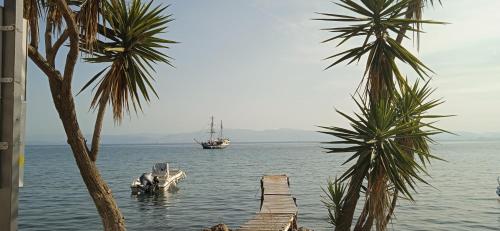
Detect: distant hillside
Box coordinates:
(26, 129, 500, 145)
(102, 128, 331, 144)
(27, 128, 331, 145)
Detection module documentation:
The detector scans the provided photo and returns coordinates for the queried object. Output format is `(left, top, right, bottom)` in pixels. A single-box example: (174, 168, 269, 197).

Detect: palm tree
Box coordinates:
(316, 0, 447, 230)
(25, 0, 175, 230)
(320, 82, 446, 230)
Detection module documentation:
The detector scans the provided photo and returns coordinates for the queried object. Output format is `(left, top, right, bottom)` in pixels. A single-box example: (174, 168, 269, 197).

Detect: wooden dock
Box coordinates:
(237, 175, 298, 231)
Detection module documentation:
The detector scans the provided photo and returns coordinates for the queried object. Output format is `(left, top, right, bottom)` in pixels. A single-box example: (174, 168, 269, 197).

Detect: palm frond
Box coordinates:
(321, 84, 445, 201)
(24, 0, 43, 46)
(322, 177, 347, 226)
(79, 0, 106, 52)
(80, 0, 177, 122)
(317, 0, 445, 96)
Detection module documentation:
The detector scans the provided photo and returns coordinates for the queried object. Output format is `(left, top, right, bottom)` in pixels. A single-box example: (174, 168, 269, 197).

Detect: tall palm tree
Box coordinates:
(25, 0, 175, 230)
(316, 0, 447, 230)
(80, 0, 176, 160)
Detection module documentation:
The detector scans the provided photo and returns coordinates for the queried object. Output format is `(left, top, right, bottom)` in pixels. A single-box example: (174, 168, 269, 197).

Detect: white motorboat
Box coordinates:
(130, 162, 186, 195)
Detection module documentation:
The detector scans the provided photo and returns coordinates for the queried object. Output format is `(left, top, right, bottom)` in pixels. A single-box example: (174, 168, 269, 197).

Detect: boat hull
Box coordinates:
(200, 139, 230, 149)
(202, 144, 229, 149)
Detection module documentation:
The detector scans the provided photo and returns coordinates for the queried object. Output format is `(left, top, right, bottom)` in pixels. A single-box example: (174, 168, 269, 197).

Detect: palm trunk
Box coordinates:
(354, 198, 369, 231)
(334, 178, 361, 230)
(27, 0, 127, 229)
(48, 79, 126, 231)
(90, 93, 110, 162)
(381, 190, 398, 229)
(358, 3, 420, 230)
(335, 161, 366, 231)
(395, 8, 415, 44)
(361, 216, 374, 231)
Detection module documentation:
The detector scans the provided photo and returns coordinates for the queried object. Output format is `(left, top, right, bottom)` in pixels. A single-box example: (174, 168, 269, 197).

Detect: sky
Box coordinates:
(25, 0, 500, 141)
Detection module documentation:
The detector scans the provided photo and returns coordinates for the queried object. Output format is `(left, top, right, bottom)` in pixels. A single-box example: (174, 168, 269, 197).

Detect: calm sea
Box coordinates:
(19, 141, 500, 230)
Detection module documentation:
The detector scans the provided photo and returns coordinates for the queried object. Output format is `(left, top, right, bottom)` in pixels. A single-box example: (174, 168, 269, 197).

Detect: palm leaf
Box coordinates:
(80, 0, 177, 122)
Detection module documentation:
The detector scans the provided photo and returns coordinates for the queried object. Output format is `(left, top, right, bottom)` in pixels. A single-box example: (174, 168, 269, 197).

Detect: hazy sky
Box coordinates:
(26, 0, 500, 140)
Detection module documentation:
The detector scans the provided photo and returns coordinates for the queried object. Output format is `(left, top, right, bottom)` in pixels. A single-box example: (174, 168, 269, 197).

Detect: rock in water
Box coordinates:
(202, 223, 231, 231)
(297, 227, 314, 231)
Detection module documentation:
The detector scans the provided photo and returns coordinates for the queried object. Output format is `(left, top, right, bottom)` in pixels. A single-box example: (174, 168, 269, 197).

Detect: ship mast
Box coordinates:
(220, 120, 223, 138)
(209, 116, 216, 141)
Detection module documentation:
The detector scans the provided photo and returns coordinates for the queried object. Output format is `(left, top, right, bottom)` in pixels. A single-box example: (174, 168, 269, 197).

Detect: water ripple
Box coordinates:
(20, 141, 500, 230)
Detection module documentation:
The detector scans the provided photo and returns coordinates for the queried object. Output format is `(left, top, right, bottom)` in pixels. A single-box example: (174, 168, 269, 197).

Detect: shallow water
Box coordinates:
(19, 141, 500, 230)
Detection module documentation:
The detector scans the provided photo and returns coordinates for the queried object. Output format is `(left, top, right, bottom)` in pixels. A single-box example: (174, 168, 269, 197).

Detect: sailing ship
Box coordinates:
(195, 116, 230, 149)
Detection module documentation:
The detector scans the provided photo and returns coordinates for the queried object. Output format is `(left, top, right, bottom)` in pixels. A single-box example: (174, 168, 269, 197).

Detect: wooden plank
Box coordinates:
(260, 195, 297, 214)
(238, 214, 294, 231)
(262, 175, 291, 196)
(237, 175, 297, 231)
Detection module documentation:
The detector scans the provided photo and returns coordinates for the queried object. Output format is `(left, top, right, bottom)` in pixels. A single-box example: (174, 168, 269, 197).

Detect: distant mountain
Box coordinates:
(26, 129, 500, 145)
(26, 128, 332, 145)
(100, 128, 331, 144)
(434, 131, 500, 141)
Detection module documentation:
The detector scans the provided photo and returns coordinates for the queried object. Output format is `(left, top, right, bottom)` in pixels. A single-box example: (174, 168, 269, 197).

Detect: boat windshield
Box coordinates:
(152, 163, 169, 176)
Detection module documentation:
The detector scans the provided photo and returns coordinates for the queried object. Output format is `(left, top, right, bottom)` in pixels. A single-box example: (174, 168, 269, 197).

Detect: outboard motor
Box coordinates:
(139, 172, 156, 193)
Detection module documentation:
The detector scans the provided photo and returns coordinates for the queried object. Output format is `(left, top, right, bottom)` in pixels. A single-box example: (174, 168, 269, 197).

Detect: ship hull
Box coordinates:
(201, 142, 229, 149)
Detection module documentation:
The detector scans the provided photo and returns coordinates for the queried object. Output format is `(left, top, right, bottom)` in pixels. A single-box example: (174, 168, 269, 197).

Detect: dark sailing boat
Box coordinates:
(196, 116, 230, 149)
